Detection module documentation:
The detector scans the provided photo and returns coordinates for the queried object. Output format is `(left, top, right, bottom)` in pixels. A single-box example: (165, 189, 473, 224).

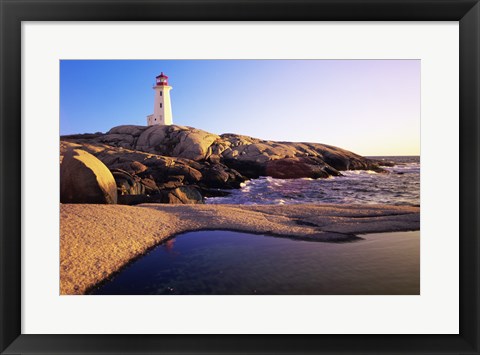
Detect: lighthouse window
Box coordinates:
(159, 103, 162, 108)
(160, 92, 162, 96)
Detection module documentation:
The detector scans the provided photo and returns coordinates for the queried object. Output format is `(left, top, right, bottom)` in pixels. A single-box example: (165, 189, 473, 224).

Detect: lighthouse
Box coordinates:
(147, 72, 173, 126)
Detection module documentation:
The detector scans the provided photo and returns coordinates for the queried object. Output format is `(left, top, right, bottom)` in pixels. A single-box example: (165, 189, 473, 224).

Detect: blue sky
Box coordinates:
(60, 60, 420, 156)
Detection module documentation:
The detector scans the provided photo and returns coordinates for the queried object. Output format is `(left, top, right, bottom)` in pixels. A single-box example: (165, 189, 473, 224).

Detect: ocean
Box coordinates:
(206, 156, 420, 206)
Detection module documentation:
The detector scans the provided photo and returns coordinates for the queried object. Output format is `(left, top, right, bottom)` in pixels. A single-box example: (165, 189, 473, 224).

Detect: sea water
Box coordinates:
(206, 156, 419, 206)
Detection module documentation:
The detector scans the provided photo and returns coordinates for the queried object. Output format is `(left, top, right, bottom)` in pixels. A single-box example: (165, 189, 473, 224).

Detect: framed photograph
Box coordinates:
(1, 0, 479, 354)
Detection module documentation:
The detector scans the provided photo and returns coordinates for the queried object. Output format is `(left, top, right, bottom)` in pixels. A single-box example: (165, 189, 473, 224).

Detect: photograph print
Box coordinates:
(60, 59, 420, 295)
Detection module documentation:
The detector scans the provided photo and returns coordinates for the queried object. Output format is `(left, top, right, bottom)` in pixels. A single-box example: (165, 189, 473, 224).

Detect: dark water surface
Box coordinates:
(91, 230, 420, 295)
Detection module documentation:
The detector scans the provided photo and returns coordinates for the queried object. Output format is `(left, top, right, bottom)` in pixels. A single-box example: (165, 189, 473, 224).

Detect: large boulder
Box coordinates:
(200, 163, 245, 189)
(135, 125, 219, 161)
(136, 125, 170, 153)
(223, 142, 297, 164)
(265, 157, 341, 179)
(111, 169, 145, 195)
(160, 186, 204, 204)
(221, 159, 265, 179)
(144, 161, 202, 185)
(60, 149, 117, 204)
(97, 134, 135, 149)
(107, 160, 148, 175)
(167, 163, 203, 183)
(172, 128, 219, 161)
(117, 185, 204, 205)
(107, 125, 147, 137)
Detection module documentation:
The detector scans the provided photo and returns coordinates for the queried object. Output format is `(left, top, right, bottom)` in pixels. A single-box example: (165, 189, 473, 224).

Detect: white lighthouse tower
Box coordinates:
(147, 72, 173, 126)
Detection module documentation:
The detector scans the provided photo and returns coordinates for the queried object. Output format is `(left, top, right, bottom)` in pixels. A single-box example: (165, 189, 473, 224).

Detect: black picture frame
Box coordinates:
(1, 0, 479, 354)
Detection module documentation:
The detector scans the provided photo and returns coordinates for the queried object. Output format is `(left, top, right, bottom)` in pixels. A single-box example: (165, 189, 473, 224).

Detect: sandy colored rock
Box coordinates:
(107, 125, 147, 137)
(60, 203, 419, 294)
(161, 186, 204, 204)
(61, 124, 389, 194)
(136, 125, 169, 152)
(172, 128, 220, 161)
(60, 149, 117, 204)
(111, 169, 145, 195)
(65, 123, 384, 176)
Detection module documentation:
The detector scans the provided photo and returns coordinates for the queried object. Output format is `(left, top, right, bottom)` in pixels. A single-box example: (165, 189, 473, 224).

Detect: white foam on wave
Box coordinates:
(206, 157, 420, 206)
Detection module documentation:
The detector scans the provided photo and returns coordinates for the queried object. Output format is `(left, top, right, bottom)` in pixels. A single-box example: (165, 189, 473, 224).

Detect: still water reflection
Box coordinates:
(91, 230, 419, 295)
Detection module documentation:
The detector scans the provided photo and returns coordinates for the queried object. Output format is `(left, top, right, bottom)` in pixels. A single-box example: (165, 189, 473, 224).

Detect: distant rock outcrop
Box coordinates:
(61, 124, 386, 205)
(60, 148, 117, 204)
(265, 157, 342, 179)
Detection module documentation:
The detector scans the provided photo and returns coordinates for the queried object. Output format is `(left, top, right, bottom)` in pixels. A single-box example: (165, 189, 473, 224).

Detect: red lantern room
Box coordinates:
(155, 72, 169, 86)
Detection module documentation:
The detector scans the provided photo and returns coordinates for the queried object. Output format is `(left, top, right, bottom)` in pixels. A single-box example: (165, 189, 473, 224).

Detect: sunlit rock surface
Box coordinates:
(61, 125, 386, 204)
(60, 148, 117, 204)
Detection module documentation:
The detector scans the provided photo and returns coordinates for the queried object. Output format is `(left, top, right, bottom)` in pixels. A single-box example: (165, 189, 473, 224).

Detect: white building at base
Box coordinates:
(147, 72, 173, 126)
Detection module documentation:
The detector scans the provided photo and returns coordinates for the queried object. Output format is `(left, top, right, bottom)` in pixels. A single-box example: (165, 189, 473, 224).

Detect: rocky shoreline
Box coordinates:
(61, 124, 392, 205)
(60, 203, 420, 295)
(59, 125, 417, 295)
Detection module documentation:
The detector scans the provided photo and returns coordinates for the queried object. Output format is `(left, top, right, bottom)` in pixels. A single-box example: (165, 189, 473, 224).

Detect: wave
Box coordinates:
(206, 160, 420, 206)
